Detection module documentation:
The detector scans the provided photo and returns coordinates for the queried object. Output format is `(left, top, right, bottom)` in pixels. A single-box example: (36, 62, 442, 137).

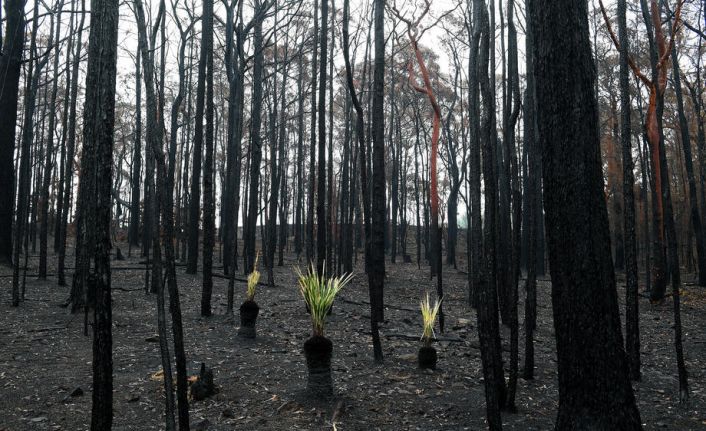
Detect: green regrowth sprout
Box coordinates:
(420, 292, 442, 347)
(246, 251, 260, 301)
(295, 263, 353, 337)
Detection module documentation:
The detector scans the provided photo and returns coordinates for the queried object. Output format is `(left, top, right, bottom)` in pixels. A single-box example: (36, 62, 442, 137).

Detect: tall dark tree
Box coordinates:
(201, 0, 215, 316)
(0, 0, 25, 267)
(476, 0, 506, 425)
(306, 0, 319, 265)
(14, 0, 49, 305)
(58, 0, 86, 287)
(617, 0, 640, 381)
(316, 0, 328, 273)
(369, 0, 385, 331)
(528, 0, 642, 427)
(522, 0, 538, 381)
(342, 0, 381, 361)
(187, 0, 209, 274)
(243, 0, 265, 274)
(129, 52, 142, 251)
(79, 0, 120, 423)
(38, 0, 64, 279)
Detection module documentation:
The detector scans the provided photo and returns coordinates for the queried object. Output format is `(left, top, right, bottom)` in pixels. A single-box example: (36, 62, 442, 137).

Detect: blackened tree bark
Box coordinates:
(0, 0, 24, 267)
(618, 0, 640, 381)
(476, 0, 506, 424)
(316, 0, 328, 273)
(134, 0, 192, 425)
(671, 37, 706, 286)
(306, 0, 319, 266)
(54, 0, 77, 253)
(522, 3, 538, 381)
(342, 0, 381, 361)
(58, 0, 86, 287)
(243, 0, 265, 274)
(466, 0, 482, 308)
(132, 0, 175, 427)
(505, 0, 522, 410)
(201, 0, 215, 316)
(294, 50, 305, 257)
(370, 0, 385, 329)
(39, 1, 64, 279)
(15, 0, 48, 305)
(187, 0, 209, 274)
(529, 0, 642, 427)
(81, 0, 120, 424)
(129, 52, 142, 251)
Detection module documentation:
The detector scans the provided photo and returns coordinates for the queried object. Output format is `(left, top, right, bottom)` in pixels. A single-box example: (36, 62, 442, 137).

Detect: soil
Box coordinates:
(0, 242, 705, 430)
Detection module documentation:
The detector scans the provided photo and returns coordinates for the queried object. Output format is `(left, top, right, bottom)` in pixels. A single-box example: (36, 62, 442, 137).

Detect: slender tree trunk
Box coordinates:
(39, 2, 64, 279)
(343, 0, 381, 361)
(201, 0, 214, 316)
(370, 0, 386, 341)
(617, 0, 640, 381)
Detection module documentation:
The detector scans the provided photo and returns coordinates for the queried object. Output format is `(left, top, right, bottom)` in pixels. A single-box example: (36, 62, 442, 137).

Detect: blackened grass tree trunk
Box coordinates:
(58, 0, 86, 287)
(342, 0, 382, 362)
(80, 0, 120, 423)
(618, 0, 640, 381)
(39, 0, 64, 279)
(0, 0, 25, 267)
(201, 0, 215, 317)
(529, 0, 643, 427)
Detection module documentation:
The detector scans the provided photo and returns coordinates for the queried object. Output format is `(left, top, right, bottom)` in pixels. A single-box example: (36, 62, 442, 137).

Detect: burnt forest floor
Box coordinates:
(0, 239, 705, 430)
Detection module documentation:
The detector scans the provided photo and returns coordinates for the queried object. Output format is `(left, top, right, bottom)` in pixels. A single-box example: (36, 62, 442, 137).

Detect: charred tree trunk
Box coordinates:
(80, 0, 120, 424)
(0, 0, 26, 267)
(201, 0, 215, 316)
(617, 0, 640, 381)
(529, 0, 642, 427)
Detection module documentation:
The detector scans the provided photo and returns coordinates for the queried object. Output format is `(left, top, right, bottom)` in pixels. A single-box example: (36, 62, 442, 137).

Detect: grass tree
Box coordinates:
(419, 293, 441, 369)
(238, 252, 261, 339)
(296, 265, 353, 397)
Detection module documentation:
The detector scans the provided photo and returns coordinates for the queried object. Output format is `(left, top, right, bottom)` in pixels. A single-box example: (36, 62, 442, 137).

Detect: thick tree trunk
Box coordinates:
(529, 0, 642, 427)
(0, 0, 25, 267)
